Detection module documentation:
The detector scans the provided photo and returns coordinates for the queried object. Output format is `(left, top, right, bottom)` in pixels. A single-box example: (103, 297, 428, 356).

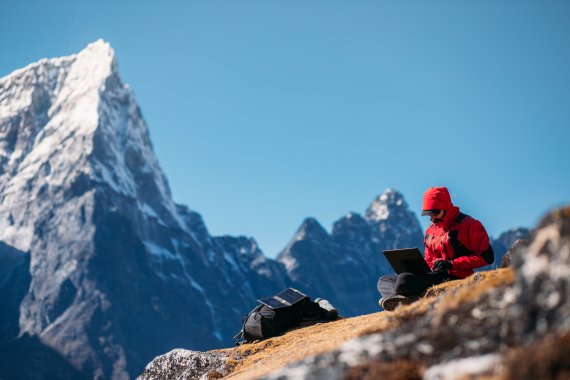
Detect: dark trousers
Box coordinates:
(377, 271, 455, 299)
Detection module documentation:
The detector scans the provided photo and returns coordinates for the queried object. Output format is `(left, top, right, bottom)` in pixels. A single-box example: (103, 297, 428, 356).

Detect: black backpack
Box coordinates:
(235, 290, 325, 344)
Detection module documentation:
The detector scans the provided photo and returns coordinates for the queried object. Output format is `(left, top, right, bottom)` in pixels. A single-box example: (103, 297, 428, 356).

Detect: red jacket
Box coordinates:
(422, 187, 490, 279)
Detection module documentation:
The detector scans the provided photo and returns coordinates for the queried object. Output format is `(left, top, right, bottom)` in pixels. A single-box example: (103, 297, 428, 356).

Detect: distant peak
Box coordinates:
(0, 39, 116, 87)
(81, 39, 114, 58)
(75, 39, 116, 74)
(296, 218, 329, 240)
(365, 188, 409, 222)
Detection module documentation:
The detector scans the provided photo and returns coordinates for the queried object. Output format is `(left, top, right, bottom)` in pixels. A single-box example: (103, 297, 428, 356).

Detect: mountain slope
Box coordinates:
(0, 40, 288, 379)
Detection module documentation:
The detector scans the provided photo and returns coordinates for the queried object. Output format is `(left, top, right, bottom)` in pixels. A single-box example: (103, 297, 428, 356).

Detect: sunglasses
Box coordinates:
(421, 209, 441, 216)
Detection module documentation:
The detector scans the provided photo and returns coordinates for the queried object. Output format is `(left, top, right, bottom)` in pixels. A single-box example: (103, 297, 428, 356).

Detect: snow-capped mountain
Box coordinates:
(277, 188, 424, 316)
(0, 40, 288, 379)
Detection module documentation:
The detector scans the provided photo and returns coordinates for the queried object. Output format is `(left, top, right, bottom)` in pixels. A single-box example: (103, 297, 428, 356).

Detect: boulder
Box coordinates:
(137, 349, 230, 380)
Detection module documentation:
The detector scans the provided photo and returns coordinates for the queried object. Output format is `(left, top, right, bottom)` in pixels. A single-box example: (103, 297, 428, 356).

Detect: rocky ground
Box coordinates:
(139, 207, 570, 380)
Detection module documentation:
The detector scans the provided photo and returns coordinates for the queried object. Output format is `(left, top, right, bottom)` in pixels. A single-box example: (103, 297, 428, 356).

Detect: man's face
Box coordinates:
(430, 210, 446, 223)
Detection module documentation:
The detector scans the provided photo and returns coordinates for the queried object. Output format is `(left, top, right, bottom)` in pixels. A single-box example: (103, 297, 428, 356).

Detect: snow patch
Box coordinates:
(279, 254, 298, 272)
(144, 241, 176, 260)
(139, 202, 159, 219)
(223, 250, 240, 272)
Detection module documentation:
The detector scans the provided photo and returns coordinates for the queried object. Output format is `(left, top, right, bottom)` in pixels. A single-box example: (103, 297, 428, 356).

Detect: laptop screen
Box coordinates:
(382, 248, 430, 274)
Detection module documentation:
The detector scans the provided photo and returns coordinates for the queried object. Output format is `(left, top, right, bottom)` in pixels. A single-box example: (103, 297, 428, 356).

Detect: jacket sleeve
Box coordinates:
(450, 220, 489, 271)
(424, 235, 437, 269)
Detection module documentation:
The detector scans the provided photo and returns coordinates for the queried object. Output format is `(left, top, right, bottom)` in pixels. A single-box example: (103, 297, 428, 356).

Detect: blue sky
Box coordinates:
(1, 1, 569, 257)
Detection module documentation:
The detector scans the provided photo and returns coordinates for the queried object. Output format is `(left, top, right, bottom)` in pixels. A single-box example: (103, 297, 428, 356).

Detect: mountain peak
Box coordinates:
(83, 39, 114, 56)
(295, 217, 329, 240)
(62, 39, 117, 98)
(76, 39, 114, 62)
(0, 40, 182, 250)
(364, 188, 409, 222)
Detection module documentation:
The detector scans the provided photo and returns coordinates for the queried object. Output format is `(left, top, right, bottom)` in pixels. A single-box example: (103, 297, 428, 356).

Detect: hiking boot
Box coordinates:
(315, 298, 339, 320)
(379, 294, 420, 311)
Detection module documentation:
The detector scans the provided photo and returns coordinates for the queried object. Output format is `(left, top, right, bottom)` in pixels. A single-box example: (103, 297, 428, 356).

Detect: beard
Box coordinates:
(431, 210, 447, 224)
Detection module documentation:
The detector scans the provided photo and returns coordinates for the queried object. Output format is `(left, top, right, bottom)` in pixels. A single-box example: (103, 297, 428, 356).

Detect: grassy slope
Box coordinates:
(216, 268, 514, 380)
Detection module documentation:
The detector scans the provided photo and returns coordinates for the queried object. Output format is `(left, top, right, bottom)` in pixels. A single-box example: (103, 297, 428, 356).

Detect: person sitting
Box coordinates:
(378, 186, 494, 311)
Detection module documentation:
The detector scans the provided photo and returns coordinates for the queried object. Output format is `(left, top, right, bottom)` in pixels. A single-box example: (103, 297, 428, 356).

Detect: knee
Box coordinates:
(377, 274, 397, 297)
(395, 273, 416, 296)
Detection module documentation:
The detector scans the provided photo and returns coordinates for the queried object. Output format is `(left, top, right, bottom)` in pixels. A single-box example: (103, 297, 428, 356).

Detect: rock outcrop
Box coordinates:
(137, 349, 230, 380)
(491, 227, 531, 265)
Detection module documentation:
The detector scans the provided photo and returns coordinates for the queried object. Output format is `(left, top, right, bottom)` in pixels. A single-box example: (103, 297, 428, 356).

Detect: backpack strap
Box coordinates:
(481, 244, 494, 265)
(451, 212, 494, 265)
(455, 212, 469, 224)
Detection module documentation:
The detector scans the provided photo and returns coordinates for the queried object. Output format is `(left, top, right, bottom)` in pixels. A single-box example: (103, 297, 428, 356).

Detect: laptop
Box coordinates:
(257, 288, 309, 310)
(382, 248, 430, 275)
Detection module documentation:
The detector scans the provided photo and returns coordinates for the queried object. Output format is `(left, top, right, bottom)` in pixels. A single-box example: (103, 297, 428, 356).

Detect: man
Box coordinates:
(378, 186, 494, 311)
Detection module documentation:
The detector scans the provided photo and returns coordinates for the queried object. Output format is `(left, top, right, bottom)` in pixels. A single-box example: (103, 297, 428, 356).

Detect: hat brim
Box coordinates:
(421, 209, 440, 216)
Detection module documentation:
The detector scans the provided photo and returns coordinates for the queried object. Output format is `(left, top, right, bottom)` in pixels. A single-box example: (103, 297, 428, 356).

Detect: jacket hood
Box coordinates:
(422, 187, 453, 211)
(422, 187, 459, 227)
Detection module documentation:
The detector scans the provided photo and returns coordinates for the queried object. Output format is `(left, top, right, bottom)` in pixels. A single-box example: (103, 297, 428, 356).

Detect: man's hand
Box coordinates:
(432, 259, 453, 273)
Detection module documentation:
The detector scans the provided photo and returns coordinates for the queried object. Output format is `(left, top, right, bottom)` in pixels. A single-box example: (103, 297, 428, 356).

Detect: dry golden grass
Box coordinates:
(215, 268, 514, 380)
(430, 268, 514, 320)
(220, 312, 391, 380)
